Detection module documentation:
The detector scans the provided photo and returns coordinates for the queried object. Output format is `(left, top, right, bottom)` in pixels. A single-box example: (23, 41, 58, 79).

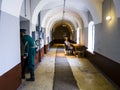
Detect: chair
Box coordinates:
(64, 43, 72, 55)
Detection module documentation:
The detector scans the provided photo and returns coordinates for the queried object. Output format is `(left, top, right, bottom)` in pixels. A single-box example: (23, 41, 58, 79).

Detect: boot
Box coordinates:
(26, 71, 35, 81)
(22, 75, 25, 79)
(22, 71, 25, 79)
(26, 78, 35, 81)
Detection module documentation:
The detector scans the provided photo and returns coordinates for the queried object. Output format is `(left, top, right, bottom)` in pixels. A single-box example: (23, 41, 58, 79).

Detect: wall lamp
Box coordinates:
(106, 16, 111, 21)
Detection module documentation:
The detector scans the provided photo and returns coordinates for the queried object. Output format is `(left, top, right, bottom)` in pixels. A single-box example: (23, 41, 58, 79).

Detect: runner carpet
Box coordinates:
(53, 46, 79, 90)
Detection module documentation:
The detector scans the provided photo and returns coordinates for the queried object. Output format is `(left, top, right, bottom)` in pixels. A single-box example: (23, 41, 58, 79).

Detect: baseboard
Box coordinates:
(0, 63, 21, 90)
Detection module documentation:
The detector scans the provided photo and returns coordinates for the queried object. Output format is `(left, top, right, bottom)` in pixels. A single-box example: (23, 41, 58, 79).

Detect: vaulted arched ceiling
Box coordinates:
(31, 0, 103, 27)
(1, 0, 120, 33)
(1, 0, 120, 22)
(41, 7, 86, 28)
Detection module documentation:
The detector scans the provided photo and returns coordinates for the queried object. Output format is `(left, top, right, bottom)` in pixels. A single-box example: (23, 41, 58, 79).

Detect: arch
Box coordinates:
(52, 20, 75, 33)
(52, 23, 73, 42)
(44, 12, 80, 37)
(43, 12, 85, 45)
(44, 17, 76, 44)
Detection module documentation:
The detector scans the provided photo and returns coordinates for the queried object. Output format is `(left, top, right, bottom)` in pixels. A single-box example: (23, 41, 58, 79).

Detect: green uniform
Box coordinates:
(22, 35, 36, 79)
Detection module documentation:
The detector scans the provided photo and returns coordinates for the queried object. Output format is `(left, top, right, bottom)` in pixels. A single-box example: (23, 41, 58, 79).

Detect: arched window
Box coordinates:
(88, 21, 95, 53)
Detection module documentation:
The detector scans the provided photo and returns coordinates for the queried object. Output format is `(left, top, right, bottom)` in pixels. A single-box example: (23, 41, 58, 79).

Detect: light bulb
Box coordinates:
(106, 16, 111, 21)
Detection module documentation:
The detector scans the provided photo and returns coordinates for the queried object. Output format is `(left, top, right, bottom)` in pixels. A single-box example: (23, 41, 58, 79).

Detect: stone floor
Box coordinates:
(18, 46, 118, 90)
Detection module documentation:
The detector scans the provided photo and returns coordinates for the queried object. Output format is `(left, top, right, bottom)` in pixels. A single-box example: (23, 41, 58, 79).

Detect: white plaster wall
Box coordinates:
(83, 27, 88, 47)
(0, 11, 20, 76)
(20, 0, 31, 20)
(88, 0, 103, 24)
(0, 0, 2, 10)
(113, 0, 120, 18)
(0, 0, 23, 76)
(31, 0, 41, 14)
(20, 21, 30, 34)
(30, 23, 36, 36)
(1, 0, 23, 17)
(94, 0, 120, 63)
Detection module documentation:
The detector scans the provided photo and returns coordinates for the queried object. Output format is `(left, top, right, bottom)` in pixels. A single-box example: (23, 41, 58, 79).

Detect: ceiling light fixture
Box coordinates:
(62, 0, 66, 26)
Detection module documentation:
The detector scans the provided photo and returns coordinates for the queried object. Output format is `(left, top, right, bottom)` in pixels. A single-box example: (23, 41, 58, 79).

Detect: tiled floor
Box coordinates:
(18, 46, 118, 90)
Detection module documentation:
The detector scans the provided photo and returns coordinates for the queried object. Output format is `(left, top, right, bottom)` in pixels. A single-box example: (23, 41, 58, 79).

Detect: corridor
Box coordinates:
(18, 44, 117, 90)
(1, 0, 120, 89)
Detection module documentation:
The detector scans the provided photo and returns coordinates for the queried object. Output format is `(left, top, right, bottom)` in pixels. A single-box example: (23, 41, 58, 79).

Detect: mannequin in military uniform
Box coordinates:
(20, 29, 36, 81)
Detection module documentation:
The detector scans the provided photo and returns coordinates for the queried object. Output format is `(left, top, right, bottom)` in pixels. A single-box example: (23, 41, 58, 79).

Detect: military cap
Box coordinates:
(20, 29, 26, 32)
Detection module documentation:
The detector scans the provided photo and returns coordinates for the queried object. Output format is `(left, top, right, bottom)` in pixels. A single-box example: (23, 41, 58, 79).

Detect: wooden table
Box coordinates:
(72, 44, 85, 57)
(72, 44, 81, 50)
